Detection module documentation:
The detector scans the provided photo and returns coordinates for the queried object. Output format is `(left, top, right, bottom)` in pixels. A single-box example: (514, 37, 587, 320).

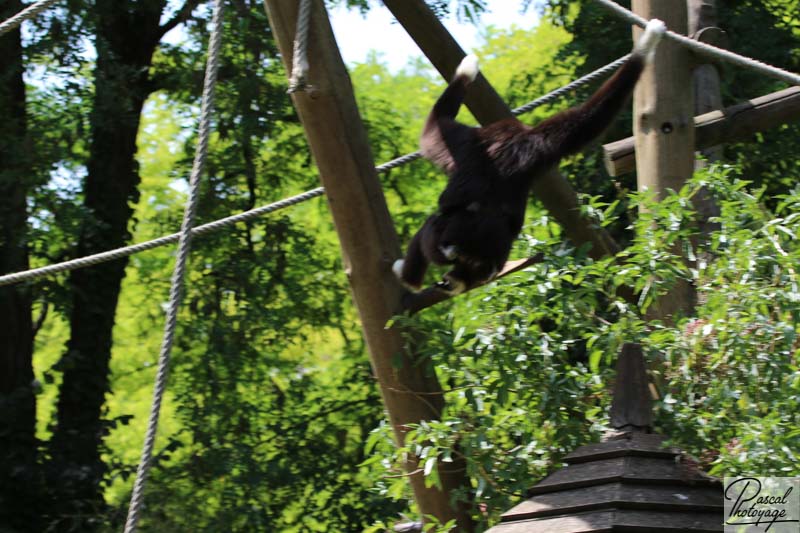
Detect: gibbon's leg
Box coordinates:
(438, 260, 499, 296)
(393, 221, 432, 292)
(531, 19, 666, 162)
(420, 55, 480, 174)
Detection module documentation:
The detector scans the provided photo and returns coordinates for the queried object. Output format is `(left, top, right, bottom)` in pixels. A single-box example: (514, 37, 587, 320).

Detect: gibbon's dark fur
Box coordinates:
(394, 20, 666, 295)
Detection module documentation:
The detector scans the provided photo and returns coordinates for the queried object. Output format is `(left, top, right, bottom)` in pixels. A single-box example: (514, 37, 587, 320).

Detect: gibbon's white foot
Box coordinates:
(455, 54, 479, 83)
(635, 19, 666, 62)
(392, 259, 422, 292)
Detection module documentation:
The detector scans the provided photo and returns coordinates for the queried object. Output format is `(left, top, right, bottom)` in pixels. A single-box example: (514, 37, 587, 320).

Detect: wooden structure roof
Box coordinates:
(487, 344, 723, 532)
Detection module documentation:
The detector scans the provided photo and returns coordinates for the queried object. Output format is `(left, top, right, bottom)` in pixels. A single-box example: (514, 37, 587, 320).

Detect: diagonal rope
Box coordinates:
(0, 55, 631, 288)
(594, 0, 800, 86)
(123, 0, 224, 530)
(0, 0, 59, 36)
(511, 54, 631, 115)
(0, 187, 325, 287)
(288, 0, 313, 92)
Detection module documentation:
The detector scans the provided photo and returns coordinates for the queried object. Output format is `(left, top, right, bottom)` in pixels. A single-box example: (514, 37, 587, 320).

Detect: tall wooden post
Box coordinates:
(688, 0, 722, 241)
(262, 1, 473, 529)
(688, 0, 723, 164)
(632, 0, 696, 319)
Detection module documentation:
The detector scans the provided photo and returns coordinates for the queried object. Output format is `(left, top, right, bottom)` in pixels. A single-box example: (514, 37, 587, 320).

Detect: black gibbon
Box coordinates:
(393, 19, 666, 295)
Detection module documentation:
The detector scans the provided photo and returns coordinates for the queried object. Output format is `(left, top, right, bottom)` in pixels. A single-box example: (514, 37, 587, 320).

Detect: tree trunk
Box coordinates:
(46, 3, 165, 528)
(0, 2, 41, 530)
(263, 1, 475, 529)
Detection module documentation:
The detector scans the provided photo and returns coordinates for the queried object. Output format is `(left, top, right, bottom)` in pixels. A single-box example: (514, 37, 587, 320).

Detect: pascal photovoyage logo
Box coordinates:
(724, 477, 800, 532)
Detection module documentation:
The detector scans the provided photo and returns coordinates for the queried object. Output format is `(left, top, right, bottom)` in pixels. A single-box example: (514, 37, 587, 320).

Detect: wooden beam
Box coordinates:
(261, 1, 472, 530)
(402, 255, 545, 315)
(382, 0, 620, 264)
(380, 0, 512, 124)
(603, 86, 800, 176)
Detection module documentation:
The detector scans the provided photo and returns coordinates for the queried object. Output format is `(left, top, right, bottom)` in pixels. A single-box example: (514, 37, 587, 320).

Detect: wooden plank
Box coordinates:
(503, 482, 722, 521)
(604, 86, 800, 176)
(402, 254, 545, 314)
(612, 510, 723, 531)
(488, 510, 723, 532)
(609, 343, 653, 430)
(261, 1, 472, 530)
(487, 510, 616, 533)
(529, 456, 717, 494)
(564, 433, 678, 464)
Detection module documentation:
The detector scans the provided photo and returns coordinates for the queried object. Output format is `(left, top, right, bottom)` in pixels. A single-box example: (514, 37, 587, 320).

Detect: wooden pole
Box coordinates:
(382, 0, 620, 261)
(262, 1, 473, 529)
(602, 87, 800, 176)
(632, 0, 696, 319)
(688, 0, 723, 164)
(688, 0, 722, 241)
(633, 0, 695, 198)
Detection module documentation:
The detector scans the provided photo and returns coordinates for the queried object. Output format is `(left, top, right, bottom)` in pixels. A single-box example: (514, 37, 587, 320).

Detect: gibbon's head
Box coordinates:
(454, 54, 479, 83)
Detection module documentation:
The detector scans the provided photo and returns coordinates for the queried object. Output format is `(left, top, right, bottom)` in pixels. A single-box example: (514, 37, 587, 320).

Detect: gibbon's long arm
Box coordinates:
(419, 55, 480, 175)
(394, 21, 666, 298)
(529, 19, 666, 164)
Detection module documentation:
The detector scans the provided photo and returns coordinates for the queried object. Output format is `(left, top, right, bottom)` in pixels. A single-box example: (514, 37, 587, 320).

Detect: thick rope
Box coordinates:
(511, 55, 631, 115)
(123, 0, 224, 530)
(594, 0, 800, 86)
(0, 187, 325, 287)
(0, 0, 59, 36)
(288, 0, 313, 92)
(0, 55, 633, 288)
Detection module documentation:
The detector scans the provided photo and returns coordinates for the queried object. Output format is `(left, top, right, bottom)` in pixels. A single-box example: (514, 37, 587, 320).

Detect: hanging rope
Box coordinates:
(123, 0, 224, 530)
(0, 0, 59, 37)
(288, 0, 313, 92)
(0, 54, 633, 288)
(594, 0, 800, 86)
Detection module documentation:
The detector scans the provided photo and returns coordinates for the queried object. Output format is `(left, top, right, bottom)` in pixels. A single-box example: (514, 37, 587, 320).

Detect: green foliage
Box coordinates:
(371, 167, 800, 529)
